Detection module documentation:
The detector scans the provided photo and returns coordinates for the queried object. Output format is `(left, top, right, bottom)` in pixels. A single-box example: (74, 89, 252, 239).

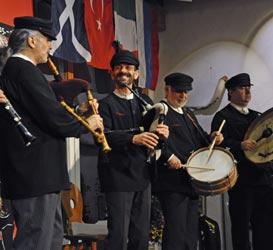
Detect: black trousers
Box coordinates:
(105, 185, 151, 250)
(229, 185, 273, 250)
(157, 192, 199, 250)
(11, 193, 63, 250)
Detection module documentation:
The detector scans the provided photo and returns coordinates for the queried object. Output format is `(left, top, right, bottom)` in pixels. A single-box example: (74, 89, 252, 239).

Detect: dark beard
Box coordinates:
(116, 73, 134, 87)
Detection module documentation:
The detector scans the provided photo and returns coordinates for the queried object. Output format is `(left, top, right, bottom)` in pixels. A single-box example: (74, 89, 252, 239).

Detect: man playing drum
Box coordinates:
(153, 72, 223, 250)
(211, 73, 273, 250)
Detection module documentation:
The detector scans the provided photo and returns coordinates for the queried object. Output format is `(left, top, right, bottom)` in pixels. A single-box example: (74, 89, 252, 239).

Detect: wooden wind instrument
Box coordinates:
(47, 57, 111, 153)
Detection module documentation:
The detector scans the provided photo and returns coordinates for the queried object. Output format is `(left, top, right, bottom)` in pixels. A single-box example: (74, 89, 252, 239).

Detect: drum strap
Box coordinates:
(185, 109, 210, 146)
(160, 100, 210, 146)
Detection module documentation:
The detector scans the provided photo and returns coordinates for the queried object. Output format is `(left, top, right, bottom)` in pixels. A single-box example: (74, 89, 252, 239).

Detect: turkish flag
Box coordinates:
(0, 0, 33, 26)
(84, 0, 115, 70)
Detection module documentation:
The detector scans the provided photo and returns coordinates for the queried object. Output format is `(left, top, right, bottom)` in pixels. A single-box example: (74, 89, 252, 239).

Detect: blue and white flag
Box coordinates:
(50, 0, 91, 63)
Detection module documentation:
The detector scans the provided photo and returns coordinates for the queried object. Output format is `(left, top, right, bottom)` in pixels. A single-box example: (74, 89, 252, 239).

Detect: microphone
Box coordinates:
(118, 82, 152, 111)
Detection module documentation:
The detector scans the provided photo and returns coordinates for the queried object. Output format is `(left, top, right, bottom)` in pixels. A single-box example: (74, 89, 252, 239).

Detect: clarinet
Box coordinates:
(0, 89, 36, 146)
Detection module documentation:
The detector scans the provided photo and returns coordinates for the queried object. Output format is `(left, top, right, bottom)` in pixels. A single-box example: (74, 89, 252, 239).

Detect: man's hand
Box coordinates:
(132, 132, 159, 150)
(77, 101, 90, 114)
(0, 90, 7, 103)
(221, 75, 229, 82)
(241, 139, 257, 151)
(167, 155, 183, 169)
(86, 114, 104, 131)
(155, 124, 169, 139)
(211, 131, 224, 145)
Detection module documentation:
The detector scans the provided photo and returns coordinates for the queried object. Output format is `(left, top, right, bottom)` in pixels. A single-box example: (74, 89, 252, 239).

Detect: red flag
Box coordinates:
(0, 0, 33, 26)
(84, 0, 115, 70)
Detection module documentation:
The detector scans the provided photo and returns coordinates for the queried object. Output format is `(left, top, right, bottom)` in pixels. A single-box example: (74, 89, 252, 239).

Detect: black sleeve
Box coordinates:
(211, 112, 242, 152)
(159, 145, 175, 163)
(16, 64, 86, 138)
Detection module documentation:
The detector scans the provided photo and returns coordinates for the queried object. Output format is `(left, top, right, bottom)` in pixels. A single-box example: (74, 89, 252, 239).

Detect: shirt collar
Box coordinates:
(164, 98, 184, 114)
(230, 102, 249, 114)
(113, 90, 134, 100)
(11, 53, 35, 65)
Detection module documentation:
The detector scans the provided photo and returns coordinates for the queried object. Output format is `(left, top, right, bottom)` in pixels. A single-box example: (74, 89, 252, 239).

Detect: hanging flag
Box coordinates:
(136, 1, 159, 90)
(84, 0, 115, 70)
(51, 0, 91, 63)
(114, 0, 159, 90)
(113, 0, 138, 53)
(0, 0, 33, 26)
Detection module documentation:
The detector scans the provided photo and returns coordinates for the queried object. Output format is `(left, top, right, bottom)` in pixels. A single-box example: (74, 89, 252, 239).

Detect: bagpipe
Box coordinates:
(47, 56, 169, 154)
(120, 82, 169, 160)
(47, 58, 111, 153)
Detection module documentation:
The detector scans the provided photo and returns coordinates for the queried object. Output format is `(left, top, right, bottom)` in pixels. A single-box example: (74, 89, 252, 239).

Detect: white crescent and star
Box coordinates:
(90, 0, 104, 31)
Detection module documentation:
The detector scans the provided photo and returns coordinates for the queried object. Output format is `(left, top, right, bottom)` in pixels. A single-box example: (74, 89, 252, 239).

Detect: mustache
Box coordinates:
(117, 72, 132, 78)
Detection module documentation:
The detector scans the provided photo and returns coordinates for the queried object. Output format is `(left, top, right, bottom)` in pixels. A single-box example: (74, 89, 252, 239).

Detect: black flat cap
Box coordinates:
(225, 73, 253, 89)
(164, 72, 193, 92)
(14, 16, 56, 40)
(110, 50, 139, 69)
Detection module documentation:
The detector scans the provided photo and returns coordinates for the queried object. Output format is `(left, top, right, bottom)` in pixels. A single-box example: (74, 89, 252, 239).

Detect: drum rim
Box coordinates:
(187, 146, 235, 161)
(186, 147, 238, 196)
(190, 164, 237, 185)
(186, 146, 236, 182)
(192, 167, 238, 196)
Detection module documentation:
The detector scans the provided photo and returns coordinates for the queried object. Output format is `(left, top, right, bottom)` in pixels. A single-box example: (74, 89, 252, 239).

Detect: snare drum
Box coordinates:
(186, 147, 238, 196)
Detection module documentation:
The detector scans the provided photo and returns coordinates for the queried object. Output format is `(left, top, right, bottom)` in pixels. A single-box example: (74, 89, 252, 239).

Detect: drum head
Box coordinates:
(187, 147, 235, 182)
(244, 108, 273, 164)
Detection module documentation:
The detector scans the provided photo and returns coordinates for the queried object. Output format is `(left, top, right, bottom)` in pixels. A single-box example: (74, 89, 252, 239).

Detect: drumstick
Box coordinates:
(205, 119, 226, 164)
(182, 165, 215, 171)
(163, 163, 214, 171)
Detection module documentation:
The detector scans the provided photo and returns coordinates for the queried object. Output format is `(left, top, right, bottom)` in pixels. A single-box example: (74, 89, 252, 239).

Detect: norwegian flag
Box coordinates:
(50, 0, 91, 63)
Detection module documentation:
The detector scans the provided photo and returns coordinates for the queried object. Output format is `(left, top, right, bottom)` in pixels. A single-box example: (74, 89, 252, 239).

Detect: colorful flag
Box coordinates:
(113, 0, 137, 53)
(0, 0, 33, 26)
(50, 0, 91, 63)
(84, 0, 115, 70)
(137, 1, 159, 90)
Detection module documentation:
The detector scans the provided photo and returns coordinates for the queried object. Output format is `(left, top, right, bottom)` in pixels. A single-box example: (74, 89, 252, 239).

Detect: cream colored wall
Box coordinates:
(156, 0, 273, 122)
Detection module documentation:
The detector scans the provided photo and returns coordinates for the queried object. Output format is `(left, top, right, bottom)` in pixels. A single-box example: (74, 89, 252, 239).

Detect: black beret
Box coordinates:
(14, 16, 56, 41)
(225, 73, 253, 89)
(164, 73, 193, 92)
(110, 50, 139, 69)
